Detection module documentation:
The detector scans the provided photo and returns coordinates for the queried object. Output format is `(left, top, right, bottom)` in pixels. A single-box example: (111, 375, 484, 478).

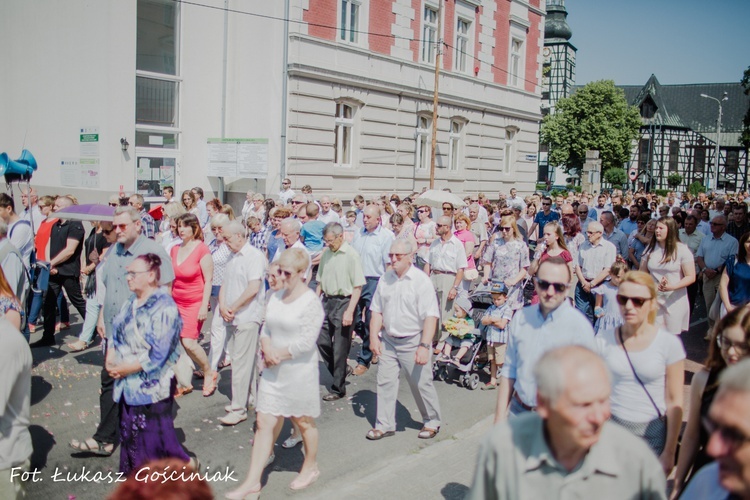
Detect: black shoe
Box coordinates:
(30, 338, 55, 348)
(322, 393, 344, 402)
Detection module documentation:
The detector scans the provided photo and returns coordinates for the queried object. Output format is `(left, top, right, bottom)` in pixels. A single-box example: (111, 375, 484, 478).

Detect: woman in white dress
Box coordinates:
(226, 248, 325, 499)
(639, 217, 696, 334)
(596, 271, 684, 477)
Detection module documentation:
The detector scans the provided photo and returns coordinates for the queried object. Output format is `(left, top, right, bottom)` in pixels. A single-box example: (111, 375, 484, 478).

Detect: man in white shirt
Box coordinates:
(218, 221, 268, 426)
(279, 178, 295, 206)
(317, 196, 341, 225)
(575, 221, 616, 323)
(367, 239, 441, 441)
(507, 188, 526, 212)
(425, 216, 467, 344)
(19, 187, 42, 232)
(0, 194, 33, 267)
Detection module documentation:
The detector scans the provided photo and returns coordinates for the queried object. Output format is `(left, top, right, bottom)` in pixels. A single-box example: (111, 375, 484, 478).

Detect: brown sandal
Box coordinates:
(366, 429, 395, 440)
(202, 372, 218, 397)
(417, 427, 439, 439)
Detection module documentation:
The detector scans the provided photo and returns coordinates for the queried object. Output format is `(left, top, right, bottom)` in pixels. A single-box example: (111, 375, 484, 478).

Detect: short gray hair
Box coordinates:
(281, 218, 301, 232)
(114, 206, 140, 222)
(534, 345, 610, 405)
(323, 222, 343, 237)
(211, 213, 230, 228)
(718, 358, 750, 394)
(222, 220, 245, 236)
(390, 238, 415, 255)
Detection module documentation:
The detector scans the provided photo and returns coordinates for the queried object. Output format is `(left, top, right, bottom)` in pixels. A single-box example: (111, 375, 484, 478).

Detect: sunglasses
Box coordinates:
(542, 203, 551, 206)
(114, 223, 132, 231)
(500, 227, 513, 232)
(615, 294, 650, 307)
(702, 417, 750, 450)
(108, 203, 118, 207)
(436, 223, 449, 227)
(578, 211, 588, 215)
(534, 278, 568, 293)
(418, 209, 430, 213)
(102, 228, 114, 235)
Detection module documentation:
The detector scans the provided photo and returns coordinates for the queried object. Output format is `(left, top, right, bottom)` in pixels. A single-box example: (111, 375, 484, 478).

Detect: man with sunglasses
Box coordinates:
(696, 215, 738, 329)
(681, 359, 750, 499)
(528, 196, 560, 240)
(575, 221, 617, 324)
(577, 204, 597, 233)
(279, 178, 295, 206)
(67, 206, 174, 456)
(494, 257, 595, 422)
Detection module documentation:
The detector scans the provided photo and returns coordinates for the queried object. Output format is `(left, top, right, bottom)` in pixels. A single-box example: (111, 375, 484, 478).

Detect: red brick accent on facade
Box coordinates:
(410, 0, 421, 62)
(304, 0, 337, 41)
(442, 0, 454, 70)
(474, 5, 482, 75)
(493, 0, 510, 85)
(525, 11, 541, 92)
(369, 1, 396, 54)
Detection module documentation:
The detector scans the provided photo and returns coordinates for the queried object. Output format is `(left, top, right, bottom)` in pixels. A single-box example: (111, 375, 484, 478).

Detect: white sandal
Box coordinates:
(282, 434, 303, 449)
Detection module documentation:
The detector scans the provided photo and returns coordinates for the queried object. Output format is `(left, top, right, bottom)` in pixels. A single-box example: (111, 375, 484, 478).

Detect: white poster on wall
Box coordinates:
(207, 138, 268, 179)
(60, 158, 81, 186)
(80, 126, 99, 157)
(80, 158, 100, 188)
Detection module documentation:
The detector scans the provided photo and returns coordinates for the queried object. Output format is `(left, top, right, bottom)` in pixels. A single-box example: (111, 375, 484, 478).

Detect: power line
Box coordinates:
(171, 0, 542, 89)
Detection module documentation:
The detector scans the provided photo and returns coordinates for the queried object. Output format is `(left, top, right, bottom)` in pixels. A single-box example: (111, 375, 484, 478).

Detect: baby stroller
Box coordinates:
(432, 286, 493, 390)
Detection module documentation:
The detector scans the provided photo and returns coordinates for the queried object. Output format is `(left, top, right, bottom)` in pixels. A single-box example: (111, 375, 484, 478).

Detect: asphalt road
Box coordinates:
(23, 299, 712, 500)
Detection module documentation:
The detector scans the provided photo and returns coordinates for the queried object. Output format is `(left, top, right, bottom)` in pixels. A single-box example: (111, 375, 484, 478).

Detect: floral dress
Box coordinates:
(483, 238, 530, 310)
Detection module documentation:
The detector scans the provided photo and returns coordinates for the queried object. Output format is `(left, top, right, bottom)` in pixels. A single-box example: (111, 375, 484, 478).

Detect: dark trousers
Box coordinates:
(686, 280, 700, 317)
(354, 277, 379, 367)
(41, 274, 86, 342)
(575, 282, 596, 324)
(93, 364, 120, 445)
(317, 295, 353, 396)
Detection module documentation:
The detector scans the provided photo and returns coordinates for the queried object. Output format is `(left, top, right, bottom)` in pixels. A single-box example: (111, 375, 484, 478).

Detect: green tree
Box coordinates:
(603, 167, 628, 188)
(741, 66, 750, 149)
(667, 173, 683, 188)
(541, 80, 642, 174)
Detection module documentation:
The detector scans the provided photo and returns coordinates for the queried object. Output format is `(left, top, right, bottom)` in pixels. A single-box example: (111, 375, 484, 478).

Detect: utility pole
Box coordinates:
(429, 0, 443, 189)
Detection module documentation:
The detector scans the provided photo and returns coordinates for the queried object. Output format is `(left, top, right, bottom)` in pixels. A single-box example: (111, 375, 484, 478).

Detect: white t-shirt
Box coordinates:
(596, 327, 685, 422)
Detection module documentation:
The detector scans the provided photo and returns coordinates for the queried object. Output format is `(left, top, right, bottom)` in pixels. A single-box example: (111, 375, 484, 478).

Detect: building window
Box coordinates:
(422, 5, 439, 63)
(694, 147, 706, 180)
(334, 103, 355, 168)
(448, 120, 463, 171)
(415, 115, 431, 171)
(136, 0, 179, 196)
(668, 140, 679, 172)
(638, 138, 650, 172)
(455, 18, 471, 73)
(340, 0, 360, 43)
(510, 38, 524, 87)
(726, 150, 739, 175)
(504, 129, 515, 174)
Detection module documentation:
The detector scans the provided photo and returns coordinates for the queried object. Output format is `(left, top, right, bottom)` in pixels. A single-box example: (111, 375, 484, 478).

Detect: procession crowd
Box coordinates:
(1, 181, 750, 499)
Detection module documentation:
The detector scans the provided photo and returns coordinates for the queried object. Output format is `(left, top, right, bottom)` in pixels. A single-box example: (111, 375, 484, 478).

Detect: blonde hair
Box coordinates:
(619, 271, 658, 324)
(499, 215, 522, 240)
(278, 248, 310, 274)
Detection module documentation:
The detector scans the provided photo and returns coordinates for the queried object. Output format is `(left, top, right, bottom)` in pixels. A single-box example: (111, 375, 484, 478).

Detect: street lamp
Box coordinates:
(700, 92, 728, 191)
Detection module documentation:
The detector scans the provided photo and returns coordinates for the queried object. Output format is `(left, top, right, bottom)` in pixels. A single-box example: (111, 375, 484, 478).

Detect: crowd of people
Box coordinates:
(1, 182, 750, 499)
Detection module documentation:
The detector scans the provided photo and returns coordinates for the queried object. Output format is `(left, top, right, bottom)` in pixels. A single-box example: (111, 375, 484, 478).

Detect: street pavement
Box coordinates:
(24, 303, 712, 499)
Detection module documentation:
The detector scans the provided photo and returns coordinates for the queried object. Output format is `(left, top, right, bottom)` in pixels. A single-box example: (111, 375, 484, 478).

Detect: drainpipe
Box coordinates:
(279, 0, 290, 186)
(218, 0, 229, 203)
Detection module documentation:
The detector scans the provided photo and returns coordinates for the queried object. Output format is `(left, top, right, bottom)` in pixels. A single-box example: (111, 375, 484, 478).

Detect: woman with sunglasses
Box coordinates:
(596, 271, 685, 476)
(226, 248, 325, 499)
(671, 306, 750, 498)
(640, 217, 696, 335)
(106, 253, 192, 474)
(170, 213, 216, 397)
(481, 215, 529, 311)
(414, 205, 437, 270)
(67, 221, 114, 351)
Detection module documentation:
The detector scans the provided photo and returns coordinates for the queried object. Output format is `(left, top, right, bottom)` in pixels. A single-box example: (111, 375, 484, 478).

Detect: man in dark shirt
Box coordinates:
(727, 203, 750, 241)
(30, 196, 86, 348)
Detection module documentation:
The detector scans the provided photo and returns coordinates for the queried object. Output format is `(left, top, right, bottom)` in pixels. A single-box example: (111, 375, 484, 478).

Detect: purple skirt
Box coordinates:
(119, 381, 190, 475)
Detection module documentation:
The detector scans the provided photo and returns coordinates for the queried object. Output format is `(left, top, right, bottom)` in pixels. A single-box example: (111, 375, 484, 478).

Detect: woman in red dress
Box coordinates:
(171, 213, 216, 396)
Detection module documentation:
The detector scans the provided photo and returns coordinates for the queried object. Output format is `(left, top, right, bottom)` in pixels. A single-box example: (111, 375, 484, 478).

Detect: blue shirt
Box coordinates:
(351, 225, 395, 277)
(112, 290, 183, 406)
(501, 301, 595, 407)
(696, 232, 739, 270)
(301, 220, 326, 252)
(533, 211, 560, 238)
(603, 227, 629, 259)
(618, 218, 638, 236)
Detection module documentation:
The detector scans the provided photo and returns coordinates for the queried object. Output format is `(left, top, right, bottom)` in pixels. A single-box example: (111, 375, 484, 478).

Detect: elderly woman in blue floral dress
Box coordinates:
(105, 253, 190, 474)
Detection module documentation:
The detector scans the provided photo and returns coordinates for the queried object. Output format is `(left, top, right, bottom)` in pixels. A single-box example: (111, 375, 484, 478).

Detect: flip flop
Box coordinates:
(69, 438, 113, 456)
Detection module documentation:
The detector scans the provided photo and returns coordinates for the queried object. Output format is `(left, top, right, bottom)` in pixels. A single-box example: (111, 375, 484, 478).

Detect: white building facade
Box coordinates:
(1, 0, 544, 203)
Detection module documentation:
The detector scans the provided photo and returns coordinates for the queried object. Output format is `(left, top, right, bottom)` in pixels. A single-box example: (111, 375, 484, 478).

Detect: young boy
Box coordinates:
(439, 294, 475, 365)
(480, 282, 513, 390)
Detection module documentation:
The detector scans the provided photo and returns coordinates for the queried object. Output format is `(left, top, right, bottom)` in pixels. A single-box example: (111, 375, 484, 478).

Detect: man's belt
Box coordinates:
(431, 270, 456, 275)
(513, 392, 536, 412)
(323, 294, 351, 299)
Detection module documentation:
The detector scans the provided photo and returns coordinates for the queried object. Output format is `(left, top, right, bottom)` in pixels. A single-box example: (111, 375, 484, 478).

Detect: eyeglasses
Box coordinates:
(442, 206, 453, 211)
(282, 182, 291, 186)
(500, 226, 513, 232)
(114, 222, 133, 231)
(702, 417, 750, 450)
(436, 223, 449, 228)
(291, 201, 304, 205)
(586, 230, 602, 235)
(126, 270, 150, 279)
(534, 278, 568, 293)
(388, 253, 409, 259)
(615, 294, 650, 308)
(716, 335, 749, 355)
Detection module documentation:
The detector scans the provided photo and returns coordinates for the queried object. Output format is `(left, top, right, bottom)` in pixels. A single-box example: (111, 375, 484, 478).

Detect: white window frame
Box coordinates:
(334, 102, 356, 168)
(421, 4, 439, 64)
(339, 0, 367, 45)
(509, 38, 524, 87)
(448, 119, 464, 171)
(415, 114, 432, 171)
(454, 17, 472, 73)
(503, 128, 517, 174)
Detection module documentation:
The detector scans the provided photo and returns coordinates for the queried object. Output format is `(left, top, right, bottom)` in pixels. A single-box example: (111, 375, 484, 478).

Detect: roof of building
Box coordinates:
(616, 75, 749, 137)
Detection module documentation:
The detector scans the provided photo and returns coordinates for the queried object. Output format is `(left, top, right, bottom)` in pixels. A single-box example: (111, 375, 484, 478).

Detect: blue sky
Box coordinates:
(567, 0, 750, 85)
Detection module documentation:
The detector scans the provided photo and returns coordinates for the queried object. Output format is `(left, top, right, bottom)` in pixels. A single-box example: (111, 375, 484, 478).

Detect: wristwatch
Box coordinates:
(418, 342, 431, 349)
